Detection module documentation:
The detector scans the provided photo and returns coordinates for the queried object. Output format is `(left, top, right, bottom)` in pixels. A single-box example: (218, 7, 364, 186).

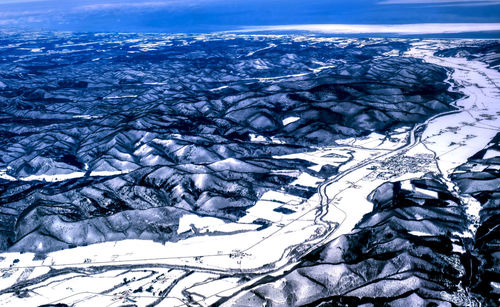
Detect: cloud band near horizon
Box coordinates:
(233, 23, 500, 35)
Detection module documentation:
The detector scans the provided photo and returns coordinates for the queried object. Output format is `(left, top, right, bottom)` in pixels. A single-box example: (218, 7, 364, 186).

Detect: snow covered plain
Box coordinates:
(0, 37, 498, 306)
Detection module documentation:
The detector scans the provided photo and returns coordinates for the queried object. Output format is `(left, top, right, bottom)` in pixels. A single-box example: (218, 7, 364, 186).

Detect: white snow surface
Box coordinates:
(1, 39, 499, 306)
(282, 116, 300, 126)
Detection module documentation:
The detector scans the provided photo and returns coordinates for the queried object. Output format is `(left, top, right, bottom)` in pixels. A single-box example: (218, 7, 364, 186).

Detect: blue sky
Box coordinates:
(0, 0, 499, 33)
